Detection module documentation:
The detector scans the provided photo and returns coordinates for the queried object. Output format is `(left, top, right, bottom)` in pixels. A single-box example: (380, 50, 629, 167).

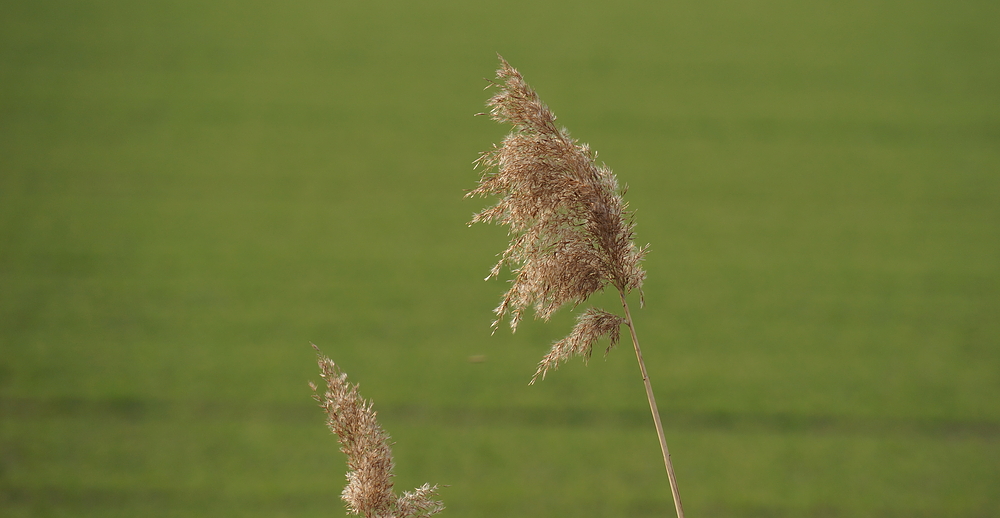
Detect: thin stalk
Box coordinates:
(619, 290, 684, 518)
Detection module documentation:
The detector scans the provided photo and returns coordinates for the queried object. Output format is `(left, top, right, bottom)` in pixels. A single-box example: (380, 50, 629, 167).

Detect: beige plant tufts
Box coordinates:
(311, 345, 444, 518)
(469, 56, 685, 518)
(531, 307, 625, 384)
(467, 55, 647, 333)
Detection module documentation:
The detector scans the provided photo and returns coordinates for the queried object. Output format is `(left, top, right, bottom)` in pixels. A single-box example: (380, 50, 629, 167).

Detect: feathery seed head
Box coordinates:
(312, 346, 444, 518)
(531, 307, 626, 383)
(468, 56, 647, 332)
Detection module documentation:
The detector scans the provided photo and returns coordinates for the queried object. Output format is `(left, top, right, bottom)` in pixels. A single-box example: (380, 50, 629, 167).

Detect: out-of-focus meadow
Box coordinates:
(1, 1, 998, 516)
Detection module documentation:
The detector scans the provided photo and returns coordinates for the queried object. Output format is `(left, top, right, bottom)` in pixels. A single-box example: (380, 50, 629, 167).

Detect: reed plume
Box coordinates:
(311, 346, 444, 518)
(468, 56, 685, 518)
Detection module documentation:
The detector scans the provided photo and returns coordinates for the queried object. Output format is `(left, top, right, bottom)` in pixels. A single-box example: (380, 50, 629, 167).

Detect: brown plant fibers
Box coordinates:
(312, 346, 443, 518)
(469, 56, 685, 518)
(468, 56, 647, 337)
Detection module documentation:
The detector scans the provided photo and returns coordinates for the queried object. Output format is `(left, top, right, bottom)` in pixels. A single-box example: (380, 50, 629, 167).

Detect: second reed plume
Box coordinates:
(468, 56, 685, 518)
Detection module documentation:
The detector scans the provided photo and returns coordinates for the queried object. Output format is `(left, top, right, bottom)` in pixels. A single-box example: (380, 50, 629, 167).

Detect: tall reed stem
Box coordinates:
(619, 290, 685, 518)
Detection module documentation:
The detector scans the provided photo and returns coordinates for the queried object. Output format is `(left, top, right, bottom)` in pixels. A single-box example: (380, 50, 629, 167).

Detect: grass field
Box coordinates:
(2, 1, 999, 516)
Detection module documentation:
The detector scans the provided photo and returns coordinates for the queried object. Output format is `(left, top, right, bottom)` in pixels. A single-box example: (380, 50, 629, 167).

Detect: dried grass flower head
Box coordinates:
(468, 56, 647, 333)
(468, 55, 647, 378)
(467, 57, 685, 518)
(311, 346, 444, 518)
(530, 306, 626, 383)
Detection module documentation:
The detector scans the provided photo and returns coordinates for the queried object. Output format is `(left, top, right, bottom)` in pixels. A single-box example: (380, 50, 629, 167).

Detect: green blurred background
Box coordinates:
(2, 0, 998, 516)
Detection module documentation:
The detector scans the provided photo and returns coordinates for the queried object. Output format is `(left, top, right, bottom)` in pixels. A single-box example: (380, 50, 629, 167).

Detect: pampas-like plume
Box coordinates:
(469, 56, 685, 518)
(468, 56, 647, 333)
(531, 307, 625, 383)
(311, 346, 444, 518)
